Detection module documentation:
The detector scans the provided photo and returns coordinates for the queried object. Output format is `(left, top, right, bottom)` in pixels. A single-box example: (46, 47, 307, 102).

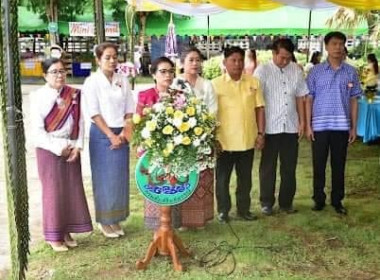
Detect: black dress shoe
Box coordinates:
(217, 212, 229, 224)
(261, 206, 273, 216)
(237, 212, 257, 221)
(334, 206, 348, 215)
(312, 204, 325, 211)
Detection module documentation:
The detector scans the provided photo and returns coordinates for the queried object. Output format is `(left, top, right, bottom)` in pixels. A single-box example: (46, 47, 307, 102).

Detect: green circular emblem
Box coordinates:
(135, 153, 199, 206)
(48, 22, 58, 33)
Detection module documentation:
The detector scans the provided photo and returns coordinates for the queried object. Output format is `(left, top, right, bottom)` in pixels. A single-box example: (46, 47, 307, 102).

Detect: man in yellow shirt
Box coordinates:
(212, 46, 265, 223)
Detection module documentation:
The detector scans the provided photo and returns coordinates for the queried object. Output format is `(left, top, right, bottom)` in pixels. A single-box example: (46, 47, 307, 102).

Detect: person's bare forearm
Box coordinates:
(305, 97, 313, 129)
(350, 98, 358, 130)
(296, 96, 305, 126)
(92, 115, 114, 138)
(255, 106, 265, 133)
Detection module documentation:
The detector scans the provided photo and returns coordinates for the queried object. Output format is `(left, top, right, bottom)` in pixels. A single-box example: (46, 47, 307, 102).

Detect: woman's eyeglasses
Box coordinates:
(47, 69, 67, 76)
(157, 69, 175, 75)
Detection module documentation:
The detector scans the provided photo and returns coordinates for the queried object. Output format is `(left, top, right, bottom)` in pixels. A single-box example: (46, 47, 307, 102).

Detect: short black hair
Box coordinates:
(224, 46, 245, 59)
(150, 56, 175, 74)
(324, 31, 346, 45)
(42, 58, 64, 74)
(272, 38, 295, 54)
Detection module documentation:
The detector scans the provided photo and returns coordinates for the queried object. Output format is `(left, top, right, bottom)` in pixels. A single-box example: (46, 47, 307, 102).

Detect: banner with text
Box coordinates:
(69, 22, 120, 37)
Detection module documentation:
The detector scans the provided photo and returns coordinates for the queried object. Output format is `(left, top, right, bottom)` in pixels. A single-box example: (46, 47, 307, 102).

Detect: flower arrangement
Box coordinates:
(116, 62, 138, 78)
(132, 79, 217, 178)
(360, 64, 378, 103)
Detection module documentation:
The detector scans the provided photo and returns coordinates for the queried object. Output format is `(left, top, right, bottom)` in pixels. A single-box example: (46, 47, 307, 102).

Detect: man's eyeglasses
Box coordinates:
(157, 69, 175, 75)
(47, 69, 67, 76)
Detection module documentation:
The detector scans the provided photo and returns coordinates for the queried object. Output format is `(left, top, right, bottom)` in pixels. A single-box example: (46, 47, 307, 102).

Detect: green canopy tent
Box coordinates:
(18, 6, 368, 36)
(17, 6, 127, 35)
(145, 6, 367, 36)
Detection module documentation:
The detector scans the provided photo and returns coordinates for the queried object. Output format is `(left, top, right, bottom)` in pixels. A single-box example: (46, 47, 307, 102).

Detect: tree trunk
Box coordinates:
(139, 12, 147, 48)
(94, 0, 105, 44)
(0, 0, 30, 279)
(48, 0, 58, 45)
(367, 13, 379, 47)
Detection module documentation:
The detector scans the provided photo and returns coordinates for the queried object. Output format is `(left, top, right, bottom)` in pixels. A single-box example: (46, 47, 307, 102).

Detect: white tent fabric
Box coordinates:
(137, 0, 226, 16)
(274, 0, 336, 9)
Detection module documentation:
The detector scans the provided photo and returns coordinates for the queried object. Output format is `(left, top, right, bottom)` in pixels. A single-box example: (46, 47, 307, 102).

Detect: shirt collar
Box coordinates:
(270, 59, 291, 72)
(323, 60, 346, 71)
(96, 68, 117, 86)
(225, 72, 244, 82)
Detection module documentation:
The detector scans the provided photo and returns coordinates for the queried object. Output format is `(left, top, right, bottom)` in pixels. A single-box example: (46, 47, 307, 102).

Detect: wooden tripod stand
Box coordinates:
(136, 206, 191, 271)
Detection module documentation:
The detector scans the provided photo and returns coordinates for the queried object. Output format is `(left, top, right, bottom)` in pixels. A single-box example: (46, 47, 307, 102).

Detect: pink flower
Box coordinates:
(174, 93, 186, 109)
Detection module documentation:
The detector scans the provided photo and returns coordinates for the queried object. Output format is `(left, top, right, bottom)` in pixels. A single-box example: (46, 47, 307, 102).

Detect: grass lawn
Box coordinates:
(27, 140, 380, 280)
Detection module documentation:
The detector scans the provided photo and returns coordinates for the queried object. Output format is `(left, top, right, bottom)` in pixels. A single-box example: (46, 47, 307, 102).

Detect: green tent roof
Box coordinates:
(18, 6, 46, 32)
(146, 6, 368, 36)
(18, 6, 127, 36)
(18, 5, 367, 36)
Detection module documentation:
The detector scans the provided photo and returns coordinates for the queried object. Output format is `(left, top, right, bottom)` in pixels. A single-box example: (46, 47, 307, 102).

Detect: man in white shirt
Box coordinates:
(254, 38, 308, 215)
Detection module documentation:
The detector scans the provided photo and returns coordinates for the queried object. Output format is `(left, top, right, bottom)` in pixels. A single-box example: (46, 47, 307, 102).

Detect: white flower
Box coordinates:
(152, 102, 165, 112)
(141, 127, 151, 139)
(173, 118, 183, 128)
(193, 139, 201, 147)
(201, 133, 208, 140)
(173, 134, 183, 145)
(188, 117, 197, 128)
(204, 146, 212, 155)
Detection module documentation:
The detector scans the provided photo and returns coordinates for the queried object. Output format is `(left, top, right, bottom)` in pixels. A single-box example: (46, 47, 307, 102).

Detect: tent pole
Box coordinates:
(207, 15, 210, 60)
(306, 9, 312, 63)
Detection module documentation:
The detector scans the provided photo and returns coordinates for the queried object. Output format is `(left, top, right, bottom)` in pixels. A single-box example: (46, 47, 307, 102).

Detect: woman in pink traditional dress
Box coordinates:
(30, 58, 92, 252)
(137, 57, 182, 230)
(175, 47, 217, 230)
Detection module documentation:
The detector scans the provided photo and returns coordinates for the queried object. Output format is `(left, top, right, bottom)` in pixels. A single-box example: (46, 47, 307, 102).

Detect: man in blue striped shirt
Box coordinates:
(306, 31, 362, 215)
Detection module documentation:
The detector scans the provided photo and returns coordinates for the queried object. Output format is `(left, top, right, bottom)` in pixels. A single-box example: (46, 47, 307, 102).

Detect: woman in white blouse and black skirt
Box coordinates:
(82, 42, 135, 238)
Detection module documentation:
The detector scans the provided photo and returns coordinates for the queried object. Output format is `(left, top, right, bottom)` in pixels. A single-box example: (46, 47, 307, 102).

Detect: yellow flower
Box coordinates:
(132, 113, 141, 124)
(163, 149, 170, 157)
(179, 122, 190, 132)
(166, 106, 174, 115)
(182, 136, 191, 145)
(146, 120, 157, 131)
(162, 125, 174, 135)
(186, 106, 196, 116)
(190, 97, 200, 105)
(202, 114, 207, 121)
(174, 110, 184, 119)
(142, 107, 151, 115)
(194, 127, 203, 136)
(144, 139, 153, 147)
(166, 143, 174, 152)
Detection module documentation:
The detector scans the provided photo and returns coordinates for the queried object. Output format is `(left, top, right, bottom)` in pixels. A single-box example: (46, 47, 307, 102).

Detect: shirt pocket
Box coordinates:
(243, 84, 257, 108)
(218, 91, 235, 110)
(339, 76, 354, 96)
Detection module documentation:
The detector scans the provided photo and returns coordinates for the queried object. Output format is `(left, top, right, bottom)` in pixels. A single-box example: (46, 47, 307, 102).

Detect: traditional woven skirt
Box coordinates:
(89, 124, 129, 225)
(180, 169, 214, 228)
(36, 148, 93, 242)
(144, 200, 181, 230)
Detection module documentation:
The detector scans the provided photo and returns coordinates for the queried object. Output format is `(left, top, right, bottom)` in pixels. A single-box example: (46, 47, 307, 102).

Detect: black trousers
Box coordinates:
(259, 133, 299, 209)
(312, 131, 349, 207)
(215, 149, 254, 215)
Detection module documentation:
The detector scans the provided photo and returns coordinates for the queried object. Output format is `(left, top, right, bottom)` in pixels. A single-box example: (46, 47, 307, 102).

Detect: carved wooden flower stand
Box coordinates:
(136, 206, 191, 271)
